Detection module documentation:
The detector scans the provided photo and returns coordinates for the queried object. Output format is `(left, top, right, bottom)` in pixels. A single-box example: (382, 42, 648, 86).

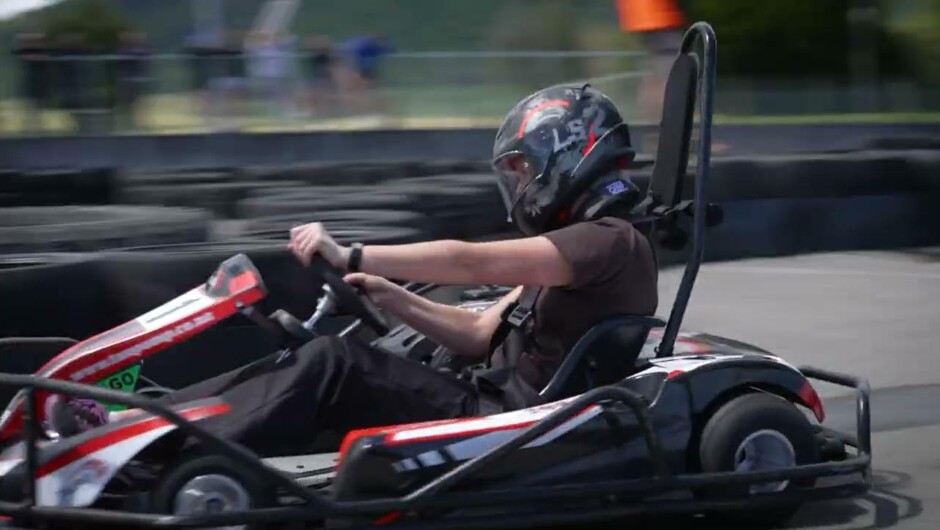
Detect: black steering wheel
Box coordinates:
(308, 258, 390, 336)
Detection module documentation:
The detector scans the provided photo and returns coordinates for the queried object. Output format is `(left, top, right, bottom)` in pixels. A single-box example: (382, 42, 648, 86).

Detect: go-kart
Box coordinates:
(0, 23, 871, 530)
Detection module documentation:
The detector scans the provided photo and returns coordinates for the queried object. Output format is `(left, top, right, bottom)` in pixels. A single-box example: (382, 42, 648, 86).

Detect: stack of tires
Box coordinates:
(0, 161, 508, 379)
(237, 172, 507, 243)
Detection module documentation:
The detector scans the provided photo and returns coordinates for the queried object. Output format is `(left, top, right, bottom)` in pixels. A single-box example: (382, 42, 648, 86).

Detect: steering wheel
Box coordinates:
(308, 258, 390, 336)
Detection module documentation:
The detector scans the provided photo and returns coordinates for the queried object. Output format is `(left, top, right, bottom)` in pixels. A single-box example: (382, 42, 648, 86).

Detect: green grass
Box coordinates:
(713, 112, 940, 125)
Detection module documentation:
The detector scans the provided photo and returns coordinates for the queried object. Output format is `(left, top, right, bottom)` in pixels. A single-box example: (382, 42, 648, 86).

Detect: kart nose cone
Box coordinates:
(173, 474, 251, 530)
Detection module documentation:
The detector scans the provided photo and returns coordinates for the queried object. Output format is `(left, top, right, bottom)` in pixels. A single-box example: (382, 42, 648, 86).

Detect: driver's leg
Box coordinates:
(160, 335, 481, 456)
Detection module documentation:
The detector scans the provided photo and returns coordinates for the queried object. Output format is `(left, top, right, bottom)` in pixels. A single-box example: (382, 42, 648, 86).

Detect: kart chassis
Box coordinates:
(0, 366, 870, 529)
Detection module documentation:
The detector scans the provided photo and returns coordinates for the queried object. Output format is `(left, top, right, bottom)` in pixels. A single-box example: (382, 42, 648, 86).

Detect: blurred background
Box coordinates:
(0, 0, 938, 135)
(0, 0, 938, 402)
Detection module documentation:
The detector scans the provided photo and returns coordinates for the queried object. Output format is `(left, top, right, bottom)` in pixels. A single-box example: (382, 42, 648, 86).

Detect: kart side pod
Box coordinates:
(332, 356, 827, 501)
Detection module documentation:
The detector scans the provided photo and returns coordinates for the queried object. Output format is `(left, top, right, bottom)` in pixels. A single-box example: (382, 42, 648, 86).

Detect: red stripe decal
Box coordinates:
(385, 405, 598, 446)
(387, 418, 538, 446)
(374, 511, 401, 526)
(37, 403, 230, 478)
(517, 99, 570, 138)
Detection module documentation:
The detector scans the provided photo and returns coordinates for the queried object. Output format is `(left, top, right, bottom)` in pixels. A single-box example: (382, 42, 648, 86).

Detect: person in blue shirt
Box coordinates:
(342, 34, 392, 84)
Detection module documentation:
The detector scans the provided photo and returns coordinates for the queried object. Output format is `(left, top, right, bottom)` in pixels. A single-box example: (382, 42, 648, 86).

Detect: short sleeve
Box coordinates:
(542, 217, 644, 289)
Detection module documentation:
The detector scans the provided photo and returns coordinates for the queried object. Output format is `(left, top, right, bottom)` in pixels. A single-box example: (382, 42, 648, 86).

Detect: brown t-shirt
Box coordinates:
(511, 216, 659, 391)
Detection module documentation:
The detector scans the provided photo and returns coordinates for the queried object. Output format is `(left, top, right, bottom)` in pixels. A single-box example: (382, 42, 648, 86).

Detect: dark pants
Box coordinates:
(158, 336, 481, 457)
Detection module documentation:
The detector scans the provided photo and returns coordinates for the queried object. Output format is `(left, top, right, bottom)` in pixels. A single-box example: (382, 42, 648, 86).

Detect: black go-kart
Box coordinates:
(0, 23, 870, 530)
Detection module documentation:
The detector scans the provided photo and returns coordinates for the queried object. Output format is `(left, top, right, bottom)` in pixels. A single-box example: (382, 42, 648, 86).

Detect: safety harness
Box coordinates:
(465, 285, 544, 415)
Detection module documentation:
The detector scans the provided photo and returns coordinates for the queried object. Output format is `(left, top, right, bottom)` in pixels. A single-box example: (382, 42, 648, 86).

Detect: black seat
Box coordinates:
(537, 315, 665, 403)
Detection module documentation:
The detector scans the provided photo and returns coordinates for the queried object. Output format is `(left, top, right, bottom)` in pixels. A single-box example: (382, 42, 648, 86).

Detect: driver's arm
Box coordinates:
(357, 238, 574, 287)
(289, 222, 575, 288)
(378, 284, 521, 359)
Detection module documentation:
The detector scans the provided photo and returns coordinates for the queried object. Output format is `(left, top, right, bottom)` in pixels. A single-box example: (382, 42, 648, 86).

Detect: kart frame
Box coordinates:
(0, 366, 871, 529)
(0, 23, 873, 529)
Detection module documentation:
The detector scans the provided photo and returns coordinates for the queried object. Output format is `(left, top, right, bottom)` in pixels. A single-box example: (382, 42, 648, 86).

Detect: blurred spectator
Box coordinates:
(339, 34, 393, 115)
(247, 31, 297, 119)
(11, 33, 52, 133)
(212, 31, 250, 129)
(616, 0, 686, 122)
(302, 35, 337, 117)
(183, 31, 219, 123)
(53, 32, 92, 132)
(113, 31, 151, 131)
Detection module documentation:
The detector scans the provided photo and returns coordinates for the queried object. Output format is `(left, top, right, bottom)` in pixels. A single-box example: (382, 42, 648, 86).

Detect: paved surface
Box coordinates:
(642, 247, 940, 529)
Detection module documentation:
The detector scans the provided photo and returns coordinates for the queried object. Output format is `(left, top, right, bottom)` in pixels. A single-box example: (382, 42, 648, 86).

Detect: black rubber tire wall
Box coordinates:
(0, 168, 116, 206)
(0, 253, 110, 339)
(0, 206, 212, 253)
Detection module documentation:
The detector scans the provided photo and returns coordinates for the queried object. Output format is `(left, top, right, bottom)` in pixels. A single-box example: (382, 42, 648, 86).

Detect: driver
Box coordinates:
(55, 84, 659, 457)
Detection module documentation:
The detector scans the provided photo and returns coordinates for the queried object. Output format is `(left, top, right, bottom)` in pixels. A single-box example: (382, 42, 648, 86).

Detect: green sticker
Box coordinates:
(95, 364, 141, 411)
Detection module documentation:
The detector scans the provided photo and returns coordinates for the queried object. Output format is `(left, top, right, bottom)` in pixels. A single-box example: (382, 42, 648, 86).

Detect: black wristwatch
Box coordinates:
(347, 243, 364, 272)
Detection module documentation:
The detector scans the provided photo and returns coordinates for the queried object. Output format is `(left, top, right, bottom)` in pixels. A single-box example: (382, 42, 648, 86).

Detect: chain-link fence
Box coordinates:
(2, 49, 939, 137)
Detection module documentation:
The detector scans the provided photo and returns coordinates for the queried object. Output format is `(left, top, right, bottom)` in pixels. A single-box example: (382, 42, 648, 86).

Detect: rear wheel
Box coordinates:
(697, 392, 819, 528)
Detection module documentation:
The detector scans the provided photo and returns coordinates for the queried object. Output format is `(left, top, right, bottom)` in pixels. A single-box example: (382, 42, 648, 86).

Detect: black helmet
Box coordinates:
(492, 84, 640, 236)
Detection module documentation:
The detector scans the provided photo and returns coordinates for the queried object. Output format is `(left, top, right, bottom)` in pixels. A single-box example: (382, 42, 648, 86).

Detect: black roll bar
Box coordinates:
(657, 22, 718, 359)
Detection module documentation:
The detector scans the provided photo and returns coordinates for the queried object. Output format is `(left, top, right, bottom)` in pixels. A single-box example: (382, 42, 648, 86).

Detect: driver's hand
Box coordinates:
(289, 222, 348, 268)
(344, 272, 401, 309)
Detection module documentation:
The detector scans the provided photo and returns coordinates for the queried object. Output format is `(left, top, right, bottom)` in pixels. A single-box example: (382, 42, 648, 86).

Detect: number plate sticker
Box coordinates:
(95, 364, 141, 411)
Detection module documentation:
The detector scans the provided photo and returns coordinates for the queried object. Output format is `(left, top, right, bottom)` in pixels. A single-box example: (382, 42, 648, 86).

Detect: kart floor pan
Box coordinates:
(264, 452, 339, 487)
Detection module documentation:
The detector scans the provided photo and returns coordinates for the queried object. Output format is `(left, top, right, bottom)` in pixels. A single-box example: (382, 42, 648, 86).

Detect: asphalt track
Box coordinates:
(624, 247, 940, 530)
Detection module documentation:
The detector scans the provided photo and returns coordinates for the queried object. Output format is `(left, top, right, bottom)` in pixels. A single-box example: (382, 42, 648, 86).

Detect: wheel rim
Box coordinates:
(733, 429, 796, 494)
(173, 474, 251, 530)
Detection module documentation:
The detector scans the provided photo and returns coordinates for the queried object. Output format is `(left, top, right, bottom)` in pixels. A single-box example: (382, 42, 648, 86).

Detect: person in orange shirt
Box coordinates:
(616, 0, 686, 121)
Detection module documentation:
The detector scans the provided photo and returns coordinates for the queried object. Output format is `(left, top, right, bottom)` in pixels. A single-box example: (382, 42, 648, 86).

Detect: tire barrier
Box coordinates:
(1, 149, 938, 386)
(95, 241, 319, 324)
(91, 241, 332, 387)
(119, 180, 309, 219)
(0, 168, 116, 207)
(706, 151, 937, 202)
(5, 123, 940, 171)
(241, 210, 427, 242)
(0, 338, 79, 404)
(237, 190, 416, 219)
(0, 206, 212, 253)
(236, 173, 505, 240)
(379, 174, 506, 239)
(0, 252, 110, 340)
(654, 192, 940, 267)
(232, 160, 490, 187)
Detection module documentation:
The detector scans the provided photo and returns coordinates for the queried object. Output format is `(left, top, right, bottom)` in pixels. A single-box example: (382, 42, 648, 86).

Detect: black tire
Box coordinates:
(0, 251, 91, 272)
(151, 453, 274, 528)
(0, 206, 211, 253)
(0, 168, 117, 207)
(697, 392, 819, 528)
(119, 170, 235, 186)
(242, 210, 430, 243)
(243, 185, 379, 200)
(119, 181, 308, 219)
(237, 192, 414, 219)
(245, 225, 427, 245)
(238, 162, 410, 186)
(0, 252, 109, 347)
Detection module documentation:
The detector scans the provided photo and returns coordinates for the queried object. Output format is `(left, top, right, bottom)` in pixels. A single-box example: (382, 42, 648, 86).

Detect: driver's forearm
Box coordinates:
(357, 240, 479, 284)
(383, 287, 493, 358)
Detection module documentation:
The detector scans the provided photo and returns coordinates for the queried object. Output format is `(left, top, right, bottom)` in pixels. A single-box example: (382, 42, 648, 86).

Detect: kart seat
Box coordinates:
(538, 315, 665, 403)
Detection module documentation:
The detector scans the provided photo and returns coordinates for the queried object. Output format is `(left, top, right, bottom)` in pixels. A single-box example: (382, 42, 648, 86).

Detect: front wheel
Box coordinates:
(150, 453, 274, 530)
(697, 392, 819, 528)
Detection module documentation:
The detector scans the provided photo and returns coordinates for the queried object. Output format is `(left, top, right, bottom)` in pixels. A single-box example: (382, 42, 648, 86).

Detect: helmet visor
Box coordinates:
(493, 151, 537, 217)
